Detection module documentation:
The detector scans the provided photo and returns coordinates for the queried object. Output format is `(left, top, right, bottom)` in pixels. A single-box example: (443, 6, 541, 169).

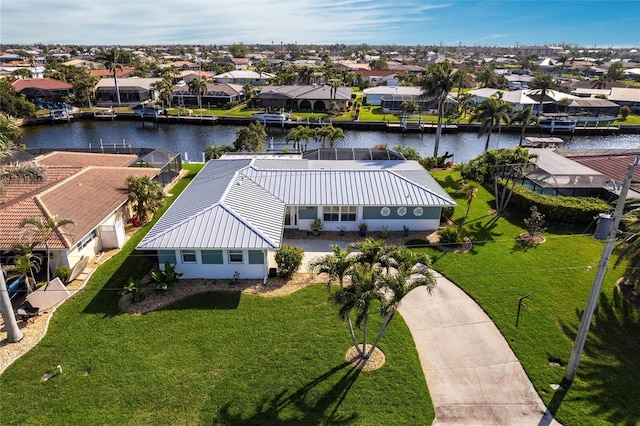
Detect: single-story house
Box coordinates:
(363, 86, 423, 107)
(564, 98, 620, 116)
(90, 67, 136, 79)
(609, 87, 640, 113)
(11, 78, 73, 107)
(468, 88, 577, 114)
(355, 70, 399, 87)
(174, 82, 245, 107)
(137, 157, 455, 281)
(255, 85, 353, 112)
(94, 77, 162, 105)
(213, 70, 274, 85)
(0, 152, 162, 278)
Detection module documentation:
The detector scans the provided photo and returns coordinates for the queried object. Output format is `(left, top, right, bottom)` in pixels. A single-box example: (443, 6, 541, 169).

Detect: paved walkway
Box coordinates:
(399, 272, 559, 425)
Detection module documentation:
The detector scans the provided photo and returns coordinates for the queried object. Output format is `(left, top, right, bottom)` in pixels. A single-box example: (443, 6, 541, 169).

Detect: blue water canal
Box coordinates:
(20, 120, 640, 164)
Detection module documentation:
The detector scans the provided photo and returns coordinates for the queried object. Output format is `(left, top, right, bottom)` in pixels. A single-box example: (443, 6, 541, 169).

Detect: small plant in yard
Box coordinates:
(438, 226, 461, 245)
(275, 245, 304, 278)
(338, 225, 346, 236)
(359, 222, 368, 236)
(403, 225, 410, 237)
(55, 265, 72, 284)
(120, 277, 144, 303)
(523, 205, 547, 238)
(149, 262, 183, 291)
(379, 225, 390, 238)
(310, 218, 323, 235)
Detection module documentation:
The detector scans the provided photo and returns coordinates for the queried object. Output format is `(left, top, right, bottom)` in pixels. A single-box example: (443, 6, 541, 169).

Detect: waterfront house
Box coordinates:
(363, 86, 423, 107)
(0, 152, 160, 278)
(94, 77, 162, 105)
(173, 82, 244, 107)
(11, 78, 73, 108)
(137, 156, 455, 281)
(213, 70, 273, 85)
(256, 85, 353, 112)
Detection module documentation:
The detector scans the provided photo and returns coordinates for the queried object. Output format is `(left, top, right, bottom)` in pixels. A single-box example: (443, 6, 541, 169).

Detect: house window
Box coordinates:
(324, 206, 356, 222)
(181, 250, 197, 263)
(323, 206, 340, 221)
(340, 206, 357, 222)
(228, 250, 244, 263)
(248, 250, 264, 264)
(158, 250, 177, 265)
(76, 230, 97, 251)
(201, 250, 223, 264)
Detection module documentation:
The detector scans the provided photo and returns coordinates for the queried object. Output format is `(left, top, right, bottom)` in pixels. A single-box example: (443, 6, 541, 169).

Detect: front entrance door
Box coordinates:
(284, 206, 298, 228)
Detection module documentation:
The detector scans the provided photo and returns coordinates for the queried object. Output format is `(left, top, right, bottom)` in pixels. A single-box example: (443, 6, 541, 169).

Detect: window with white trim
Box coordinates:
(181, 250, 197, 263)
(228, 250, 244, 263)
(323, 206, 357, 222)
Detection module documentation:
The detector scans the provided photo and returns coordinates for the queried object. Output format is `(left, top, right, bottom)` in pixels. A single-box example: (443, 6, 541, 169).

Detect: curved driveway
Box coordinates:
(399, 272, 559, 425)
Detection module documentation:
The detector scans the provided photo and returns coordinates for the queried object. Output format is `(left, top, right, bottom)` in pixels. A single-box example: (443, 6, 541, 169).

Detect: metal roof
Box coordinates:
(138, 158, 454, 250)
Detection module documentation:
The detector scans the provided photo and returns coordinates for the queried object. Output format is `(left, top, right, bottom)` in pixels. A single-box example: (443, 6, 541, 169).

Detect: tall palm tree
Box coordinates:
(455, 92, 476, 119)
(20, 215, 75, 283)
(204, 144, 233, 161)
(188, 77, 208, 110)
(461, 181, 479, 225)
(452, 68, 474, 97)
(6, 253, 37, 294)
(556, 54, 570, 77)
(469, 95, 513, 152)
(100, 48, 124, 106)
(591, 74, 611, 90)
(285, 126, 315, 151)
(309, 244, 356, 288)
(511, 107, 537, 146)
(529, 72, 558, 115)
(420, 60, 455, 158)
(151, 79, 175, 109)
(126, 175, 165, 223)
(327, 126, 345, 148)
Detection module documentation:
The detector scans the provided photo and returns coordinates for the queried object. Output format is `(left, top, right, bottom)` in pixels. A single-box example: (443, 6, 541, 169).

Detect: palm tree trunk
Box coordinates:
(365, 311, 395, 359)
(519, 125, 526, 146)
(361, 315, 368, 357)
(0, 264, 24, 343)
(347, 313, 363, 357)
(433, 101, 444, 158)
(113, 73, 121, 106)
(484, 128, 493, 152)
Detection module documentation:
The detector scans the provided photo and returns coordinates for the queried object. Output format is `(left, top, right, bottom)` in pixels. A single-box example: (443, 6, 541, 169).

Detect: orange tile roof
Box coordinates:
(11, 78, 73, 92)
(36, 152, 137, 168)
(91, 67, 135, 78)
(0, 153, 160, 250)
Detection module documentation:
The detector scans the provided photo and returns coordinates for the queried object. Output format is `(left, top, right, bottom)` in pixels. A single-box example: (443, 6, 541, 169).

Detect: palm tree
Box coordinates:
(6, 253, 37, 294)
(421, 60, 455, 158)
(511, 107, 537, 146)
(591, 74, 611, 90)
(529, 72, 558, 115)
(556, 54, 570, 77)
(285, 126, 315, 151)
(126, 175, 165, 223)
(455, 92, 476, 119)
(327, 126, 345, 148)
(151, 79, 175, 109)
(99, 48, 124, 106)
(20, 215, 75, 283)
(460, 181, 479, 225)
(0, 271, 22, 342)
(204, 144, 233, 161)
(469, 95, 513, 152)
(309, 244, 356, 288)
(452, 68, 474, 97)
(330, 266, 380, 359)
(188, 77, 208, 109)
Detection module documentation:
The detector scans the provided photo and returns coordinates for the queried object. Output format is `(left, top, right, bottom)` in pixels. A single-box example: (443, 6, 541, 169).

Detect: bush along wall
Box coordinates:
(499, 181, 612, 225)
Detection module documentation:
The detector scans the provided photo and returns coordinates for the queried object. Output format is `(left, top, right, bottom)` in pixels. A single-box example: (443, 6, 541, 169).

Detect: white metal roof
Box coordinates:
(138, 158, 454, 250)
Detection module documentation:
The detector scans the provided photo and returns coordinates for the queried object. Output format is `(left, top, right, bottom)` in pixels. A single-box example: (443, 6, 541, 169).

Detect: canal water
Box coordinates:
(20, 120, 640, 164)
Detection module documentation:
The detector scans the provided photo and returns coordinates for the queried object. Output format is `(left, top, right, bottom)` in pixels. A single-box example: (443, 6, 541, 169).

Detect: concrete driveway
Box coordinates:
(399, 272, 559, 425)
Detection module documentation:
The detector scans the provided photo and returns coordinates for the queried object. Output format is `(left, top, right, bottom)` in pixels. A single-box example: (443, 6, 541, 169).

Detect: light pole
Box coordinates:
(564, 157, 639, 382)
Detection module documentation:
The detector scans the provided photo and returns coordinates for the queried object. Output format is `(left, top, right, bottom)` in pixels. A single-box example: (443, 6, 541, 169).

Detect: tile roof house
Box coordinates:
(94, 77, 162, 105)
(0, 152, 159, 277)
(256, 85, 353, 112)
(11, 78, 73, 105)
(137, 157, 455, 281)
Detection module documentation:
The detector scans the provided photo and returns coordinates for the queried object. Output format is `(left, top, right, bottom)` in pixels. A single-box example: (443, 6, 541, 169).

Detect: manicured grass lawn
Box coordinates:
(0, 164, 433, 425)
(426, 169, 640, 425)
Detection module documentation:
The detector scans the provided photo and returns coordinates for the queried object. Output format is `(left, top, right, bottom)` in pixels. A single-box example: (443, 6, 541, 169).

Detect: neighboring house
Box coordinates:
(355, 70, 399, 87)
(0, 152, 160, 277)
(174, 82, 244, 107)
(94, 77, 162, 105)
(11, 78, 73, 107)
(178, 70, 216, 84)
(333, 60, 370, 71)
(230, 57, 250, 70)
(564, 98, 620, 116)
(609, 87, 640, 113)
(91, 67, 136, 79)
(62, 59, 104, 70)
(137, 156, 455, 281)
(363, 86, 423, 107)
(256, 85, 353, 112)
(468, 88, 577, 114)
(213, 70, 273, 85)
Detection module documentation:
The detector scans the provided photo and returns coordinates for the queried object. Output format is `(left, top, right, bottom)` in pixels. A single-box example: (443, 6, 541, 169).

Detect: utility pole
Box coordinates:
(0, 262, 24, 343)
(565, 157, 639, 382)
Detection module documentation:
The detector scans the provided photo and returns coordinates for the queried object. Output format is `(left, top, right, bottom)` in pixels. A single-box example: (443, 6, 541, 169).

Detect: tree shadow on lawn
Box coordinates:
(210, 361, 360, 425)
(555, 289, 640, 424)
(82, 249, 155, 317)
(462, 216, 502, 251)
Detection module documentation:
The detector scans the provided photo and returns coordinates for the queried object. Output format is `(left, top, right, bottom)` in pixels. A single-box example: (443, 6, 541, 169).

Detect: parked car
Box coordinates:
(6, 276, 28, 301)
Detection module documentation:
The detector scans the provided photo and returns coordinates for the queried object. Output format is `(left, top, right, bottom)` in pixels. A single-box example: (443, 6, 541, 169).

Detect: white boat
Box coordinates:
(252, 112, 290, 123)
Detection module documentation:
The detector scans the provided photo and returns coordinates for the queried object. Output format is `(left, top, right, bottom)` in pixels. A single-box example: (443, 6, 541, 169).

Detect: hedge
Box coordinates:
(500, 181, 612, 225)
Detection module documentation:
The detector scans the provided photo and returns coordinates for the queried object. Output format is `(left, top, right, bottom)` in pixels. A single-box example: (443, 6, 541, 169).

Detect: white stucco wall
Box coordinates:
(160, 249, 268, 280)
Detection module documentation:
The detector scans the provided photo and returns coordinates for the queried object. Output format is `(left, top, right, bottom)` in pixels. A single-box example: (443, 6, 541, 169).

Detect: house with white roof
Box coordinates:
(468, 88, 577, 114)
(213, 70, 274, 85)
(363, 86, 423, 106)
(137, 157, 455, 281)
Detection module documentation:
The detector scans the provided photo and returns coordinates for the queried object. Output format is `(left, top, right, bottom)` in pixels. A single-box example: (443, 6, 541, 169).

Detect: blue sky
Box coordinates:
(1, 0, 639, 47)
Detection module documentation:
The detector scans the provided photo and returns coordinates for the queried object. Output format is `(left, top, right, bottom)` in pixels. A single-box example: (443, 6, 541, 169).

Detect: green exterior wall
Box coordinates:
(362, 206, 440, 220)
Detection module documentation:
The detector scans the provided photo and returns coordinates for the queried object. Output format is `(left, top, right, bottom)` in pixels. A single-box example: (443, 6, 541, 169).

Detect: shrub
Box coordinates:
(619, 105, 631, 120)
(501, 181, 610, 225)
(149, 262, 183, 291)
(274, 245, 304, 278)
(54, 265, 72, 283)
(438, 226, 460, 244)
(524, 205, 547, 236)
(120, 277, 144, 303)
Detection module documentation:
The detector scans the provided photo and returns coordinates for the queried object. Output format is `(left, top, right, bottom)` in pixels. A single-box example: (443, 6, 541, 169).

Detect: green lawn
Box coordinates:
(425, 169, 640, 425)
(0, 164, 433, 425)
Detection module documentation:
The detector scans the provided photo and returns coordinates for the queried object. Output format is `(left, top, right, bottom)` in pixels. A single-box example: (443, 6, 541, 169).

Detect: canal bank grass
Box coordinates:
(0, 164, 433, 425)
(426, 169, 640, 426)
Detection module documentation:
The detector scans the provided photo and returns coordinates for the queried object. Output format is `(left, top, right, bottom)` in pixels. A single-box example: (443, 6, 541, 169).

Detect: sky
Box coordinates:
(1, 0, 639, 48)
